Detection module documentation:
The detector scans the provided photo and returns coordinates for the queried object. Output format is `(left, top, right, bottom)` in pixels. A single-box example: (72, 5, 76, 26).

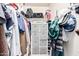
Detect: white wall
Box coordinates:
(19, 3, 49, 14)
(49, 3, 70, 19)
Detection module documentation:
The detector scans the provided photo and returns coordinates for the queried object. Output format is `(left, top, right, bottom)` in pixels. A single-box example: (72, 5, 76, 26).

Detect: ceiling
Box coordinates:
(23, 3, 50, 6)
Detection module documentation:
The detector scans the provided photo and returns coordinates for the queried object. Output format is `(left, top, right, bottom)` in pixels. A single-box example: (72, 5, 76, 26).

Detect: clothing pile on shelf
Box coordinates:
(0, 3, 31, 56)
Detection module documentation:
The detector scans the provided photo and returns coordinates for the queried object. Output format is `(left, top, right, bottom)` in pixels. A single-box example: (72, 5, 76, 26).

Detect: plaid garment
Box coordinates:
(47, 20, 64, 56)
(51, 25, 64, 56)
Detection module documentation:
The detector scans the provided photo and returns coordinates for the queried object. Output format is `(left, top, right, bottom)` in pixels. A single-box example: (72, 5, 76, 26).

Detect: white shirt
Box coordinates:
(7, 6, 21, 56)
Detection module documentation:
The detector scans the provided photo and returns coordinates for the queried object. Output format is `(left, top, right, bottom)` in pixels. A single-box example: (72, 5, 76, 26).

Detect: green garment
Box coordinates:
(48, 17, 60, 40)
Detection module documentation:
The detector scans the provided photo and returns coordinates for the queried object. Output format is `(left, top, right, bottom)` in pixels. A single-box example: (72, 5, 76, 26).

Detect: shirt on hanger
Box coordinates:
(17, 13, 25, 32)
(0, 4, 6, 24)
(6, 5, 21, 56)
(1, 4, 14, 30)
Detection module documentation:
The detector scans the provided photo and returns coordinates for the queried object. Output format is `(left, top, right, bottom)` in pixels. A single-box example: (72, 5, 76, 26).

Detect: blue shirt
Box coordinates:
(17, 13, 25, 32)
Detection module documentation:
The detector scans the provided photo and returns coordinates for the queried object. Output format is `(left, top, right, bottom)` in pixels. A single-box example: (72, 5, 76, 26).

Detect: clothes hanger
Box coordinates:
(6, 3, 19, 10)
(59, 3, 73, 25)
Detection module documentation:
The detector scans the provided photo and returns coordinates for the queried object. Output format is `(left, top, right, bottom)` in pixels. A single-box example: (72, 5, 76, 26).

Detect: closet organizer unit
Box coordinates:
(30, 18, 48, 55)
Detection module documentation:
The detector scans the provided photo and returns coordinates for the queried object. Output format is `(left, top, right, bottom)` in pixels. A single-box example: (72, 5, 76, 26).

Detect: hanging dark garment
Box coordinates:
(51, 25, 64, 56)
(48, 19, 64, 56)
(0, 25, 9, 56)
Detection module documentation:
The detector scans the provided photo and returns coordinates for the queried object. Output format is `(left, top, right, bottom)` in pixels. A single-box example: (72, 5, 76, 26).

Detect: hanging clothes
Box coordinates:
(0, 3, 9, 56)
(17, 13, 25, 32)
(2, 4, 15, 56)
(48, 17, 60, 40)
(6, 6, 21, 56)
(0, 25, 9, 56)
(51, 25, 64, 56)
(20, 32, 27, 56)
(63, 14, 76, 32)
(0, 4, 6, 24)
(1, 4, 14, 31)
(21, 10, 31, 55)
(23, 17, 31, 56)
(16, 12, 27, 55)
(48, 17, 64, 56)
(58, 9, 76, 32)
